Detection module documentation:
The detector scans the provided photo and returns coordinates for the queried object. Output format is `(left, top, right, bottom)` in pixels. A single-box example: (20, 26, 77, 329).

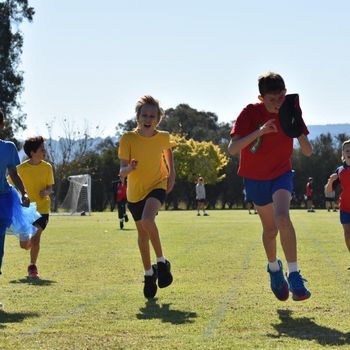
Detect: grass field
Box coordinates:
(1, 210, 350, 350)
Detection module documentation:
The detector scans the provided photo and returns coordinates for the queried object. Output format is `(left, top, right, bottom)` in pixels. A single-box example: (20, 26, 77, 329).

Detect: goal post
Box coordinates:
(59, 174, 92, 215)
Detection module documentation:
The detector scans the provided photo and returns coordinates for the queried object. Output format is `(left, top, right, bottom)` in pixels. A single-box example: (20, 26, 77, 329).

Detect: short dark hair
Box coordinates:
(0, 109, 4, 124)
(23, 136, 45, 158)
(258, 72, 285, 96)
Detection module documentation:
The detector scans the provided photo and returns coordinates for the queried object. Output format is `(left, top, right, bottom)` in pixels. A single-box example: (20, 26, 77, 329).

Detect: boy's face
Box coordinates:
(31, 143, 46, 161)
(343, 144, 350, 165)
(137, 104, 159, 130)
(259, 89, 286, 113)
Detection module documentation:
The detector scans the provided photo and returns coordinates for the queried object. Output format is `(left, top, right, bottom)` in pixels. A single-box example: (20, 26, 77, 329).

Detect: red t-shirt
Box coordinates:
(336, 164, 350, 212)
(230, 103, 309, 180)
(116, 182, 127, 202)
(305, 182, 313, 197)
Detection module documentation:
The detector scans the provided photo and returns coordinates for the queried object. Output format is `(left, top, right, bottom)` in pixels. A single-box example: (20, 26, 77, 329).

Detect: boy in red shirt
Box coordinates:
(228, 72, 313, 301)
(115, 176, 128, 229)
(326, 140, 350, 265)
(305, 177, 315, 212)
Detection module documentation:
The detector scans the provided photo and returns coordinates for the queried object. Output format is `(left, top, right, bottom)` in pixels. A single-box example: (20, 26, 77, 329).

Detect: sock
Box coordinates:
(287, 261, 298, 274)
(268, 259, 280, 272)
(144, 268, 154, 276)
(157, 256, 166, 264)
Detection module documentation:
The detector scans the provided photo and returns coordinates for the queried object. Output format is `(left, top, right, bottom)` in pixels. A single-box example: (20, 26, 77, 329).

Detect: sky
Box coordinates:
(16, 0, 350, 139)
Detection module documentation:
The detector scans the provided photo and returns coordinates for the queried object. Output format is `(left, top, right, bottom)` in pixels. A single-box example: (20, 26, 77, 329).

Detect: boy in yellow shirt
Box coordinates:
(17, 136, 54, 278)
(118, 95, 176, 299)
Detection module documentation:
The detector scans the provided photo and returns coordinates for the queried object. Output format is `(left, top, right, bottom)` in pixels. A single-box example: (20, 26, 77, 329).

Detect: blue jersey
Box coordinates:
(0, 140, 20, 194)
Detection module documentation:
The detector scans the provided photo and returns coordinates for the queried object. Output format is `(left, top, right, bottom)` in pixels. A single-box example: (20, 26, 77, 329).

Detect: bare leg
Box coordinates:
(135, 221, 151, 271)
(141, 198, 163, 258)
(343, 224, 350, 252)
(30, 226, 43, 264)
(254, 203, 278, 262)
(272, 189, 297, 262)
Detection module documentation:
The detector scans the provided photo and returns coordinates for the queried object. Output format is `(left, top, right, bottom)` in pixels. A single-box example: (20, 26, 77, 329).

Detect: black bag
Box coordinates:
(279, 94, 304, 138)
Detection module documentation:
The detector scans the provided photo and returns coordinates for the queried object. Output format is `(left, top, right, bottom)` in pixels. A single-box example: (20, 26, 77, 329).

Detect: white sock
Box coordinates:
(157, 256, 166, 264)
(268, 259, 280, 272)
(287, 262, 298, 274)
(144, 268, 154, 276)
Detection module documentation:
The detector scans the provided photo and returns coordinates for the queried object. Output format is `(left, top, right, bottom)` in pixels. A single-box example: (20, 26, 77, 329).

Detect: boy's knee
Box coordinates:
(20, 240, 31, 250)
(141, 218, 155, 231)
(263, 228, 278, 238)
(274, 214, 291, 229)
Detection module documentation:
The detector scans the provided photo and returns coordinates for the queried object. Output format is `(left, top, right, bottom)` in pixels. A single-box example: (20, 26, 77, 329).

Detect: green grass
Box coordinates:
(1, 210, 350, 349)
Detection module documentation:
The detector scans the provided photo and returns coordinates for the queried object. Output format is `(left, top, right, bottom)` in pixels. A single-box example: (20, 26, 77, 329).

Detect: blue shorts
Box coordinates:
(340, 210, 350, 225)
(244, 171, 294, 206)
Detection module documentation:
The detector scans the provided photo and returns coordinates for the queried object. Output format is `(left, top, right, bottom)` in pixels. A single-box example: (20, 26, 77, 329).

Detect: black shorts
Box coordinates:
(197, 199, 205, 203)
(33, 214, 49, 230)
(324, 197, 335, 202)
(128, 189, 166, 222)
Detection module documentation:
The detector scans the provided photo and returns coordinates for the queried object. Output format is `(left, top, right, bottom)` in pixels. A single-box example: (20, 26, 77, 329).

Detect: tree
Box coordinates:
(45, 118, 100, 211)
(168, 135, 229, 209)
(0, 0, 34, 141)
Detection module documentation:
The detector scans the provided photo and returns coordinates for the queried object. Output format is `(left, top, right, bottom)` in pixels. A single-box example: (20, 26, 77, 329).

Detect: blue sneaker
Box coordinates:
(288, 271, 311, 301)
(267, 260, 289, 301)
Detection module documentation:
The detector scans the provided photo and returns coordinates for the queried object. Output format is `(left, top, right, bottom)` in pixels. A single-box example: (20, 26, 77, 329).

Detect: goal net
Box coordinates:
(59, 174, 92, 215)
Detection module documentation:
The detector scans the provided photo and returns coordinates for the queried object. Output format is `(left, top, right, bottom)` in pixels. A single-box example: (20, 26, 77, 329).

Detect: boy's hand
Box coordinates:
(259, 119, 278, 135)
(21, 193, 30, 207)
(39, 189, 48, 198)
(329, 173, 338, 182)
(130, 159, 138, 170)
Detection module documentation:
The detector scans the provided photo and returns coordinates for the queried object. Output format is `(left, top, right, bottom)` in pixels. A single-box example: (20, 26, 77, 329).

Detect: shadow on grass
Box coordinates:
(9, 277, 57, 286)
(136, 299, 197, 324)
(269, 309, 350, 346)
(0, 310, 39, 329)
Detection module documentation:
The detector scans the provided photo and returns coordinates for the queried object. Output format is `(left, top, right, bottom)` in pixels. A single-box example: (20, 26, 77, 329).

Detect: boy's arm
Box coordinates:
(39, 185, 53, 198)
(228, 119, 277, 155)
(119, 159, 138, 178)
(297, 134, 313, 157)
(8, 168, 30, 207)
(163, 148, 176, 193)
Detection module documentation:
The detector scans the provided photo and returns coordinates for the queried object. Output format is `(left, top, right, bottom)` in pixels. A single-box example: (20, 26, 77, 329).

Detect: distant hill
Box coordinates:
(308, 124, 350, 140)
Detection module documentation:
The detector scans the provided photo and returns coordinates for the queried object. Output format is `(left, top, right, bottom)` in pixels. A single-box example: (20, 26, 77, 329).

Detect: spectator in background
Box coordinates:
(196, 177, 208, 216)
(305, 177, 315, 212)
(324, 184, 337, 212)
(115, 176, 128, 229)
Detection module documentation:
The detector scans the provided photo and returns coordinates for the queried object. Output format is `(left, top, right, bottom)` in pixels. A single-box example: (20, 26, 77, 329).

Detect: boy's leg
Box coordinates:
(135, 220, 157, 298)
(254, 203, 278, 262)
(117, 203, 124, 229)
(141, 198, 163, 258)
(135, 221, 152, 270)
(0, 223, 5, 309)
(272, 189, 297, 263)
(342, 224, 350, 252)
(255, 203, 289, 301)
(142, 197, 173, 288)
(0, 222, 6, 275)
(273, 189, 310, 301)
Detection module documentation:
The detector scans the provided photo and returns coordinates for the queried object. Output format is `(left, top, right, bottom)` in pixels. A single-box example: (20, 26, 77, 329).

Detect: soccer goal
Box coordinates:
(59, 174, 92, 215)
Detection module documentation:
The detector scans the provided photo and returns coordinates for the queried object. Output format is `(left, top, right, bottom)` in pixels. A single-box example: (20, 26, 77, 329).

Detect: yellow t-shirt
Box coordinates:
(16, 160, 54, 214)
(118, 130, 174, 202)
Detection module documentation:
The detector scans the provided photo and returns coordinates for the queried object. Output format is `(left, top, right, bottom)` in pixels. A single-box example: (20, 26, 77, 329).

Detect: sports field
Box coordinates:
(1, 210, 349, 350)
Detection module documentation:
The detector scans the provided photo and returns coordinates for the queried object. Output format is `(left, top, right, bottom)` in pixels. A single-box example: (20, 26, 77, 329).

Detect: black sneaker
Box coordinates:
(120, 220, 124, 229)
(143, 265, 158, 299)
(157, 260, 173, 288)
(124, 214, 129, 222)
